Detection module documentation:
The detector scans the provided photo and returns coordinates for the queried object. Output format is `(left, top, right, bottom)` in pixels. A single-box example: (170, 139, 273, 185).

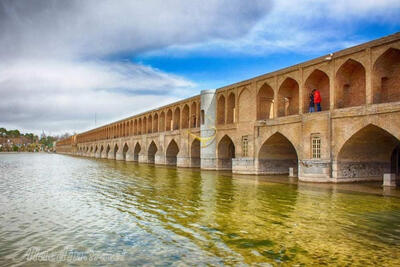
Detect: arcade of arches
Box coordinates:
(56, 33, 400, 185)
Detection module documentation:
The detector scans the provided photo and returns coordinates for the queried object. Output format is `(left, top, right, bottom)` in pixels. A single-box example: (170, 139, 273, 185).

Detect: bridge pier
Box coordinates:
(298, 160, 331, 182)
(177, 156, 191, 168)
(232, 158, 256, 174)
(126, 151, 135, 161)
(155, 154, 166, 165)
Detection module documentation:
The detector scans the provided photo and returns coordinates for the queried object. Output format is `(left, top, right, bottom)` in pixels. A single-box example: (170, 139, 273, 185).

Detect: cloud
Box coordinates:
(0, 59, 194, 134)
(0, 0, 273, 60)
(0, 0, 273, 134)
(141, 0, 400, 57)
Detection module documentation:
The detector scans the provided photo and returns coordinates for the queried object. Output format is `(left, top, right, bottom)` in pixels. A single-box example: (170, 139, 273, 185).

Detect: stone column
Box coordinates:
(200, 89, 217, 169)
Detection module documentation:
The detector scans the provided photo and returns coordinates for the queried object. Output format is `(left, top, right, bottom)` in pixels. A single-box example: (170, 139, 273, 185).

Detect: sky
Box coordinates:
(0, 0, 399, 135)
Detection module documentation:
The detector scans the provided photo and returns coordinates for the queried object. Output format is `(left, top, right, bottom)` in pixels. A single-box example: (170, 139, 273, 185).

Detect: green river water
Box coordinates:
(1, 153, 400, 266)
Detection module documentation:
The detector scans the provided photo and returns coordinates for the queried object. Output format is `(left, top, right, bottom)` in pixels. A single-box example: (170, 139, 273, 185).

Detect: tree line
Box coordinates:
(0, 127, 72, 152)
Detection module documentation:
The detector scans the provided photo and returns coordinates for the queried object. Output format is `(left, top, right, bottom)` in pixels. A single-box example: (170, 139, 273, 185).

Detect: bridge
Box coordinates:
(56, 33, 400, 184)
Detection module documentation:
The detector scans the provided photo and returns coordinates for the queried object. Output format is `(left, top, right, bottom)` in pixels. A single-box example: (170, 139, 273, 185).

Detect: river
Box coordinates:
(1, 153, 400, 266)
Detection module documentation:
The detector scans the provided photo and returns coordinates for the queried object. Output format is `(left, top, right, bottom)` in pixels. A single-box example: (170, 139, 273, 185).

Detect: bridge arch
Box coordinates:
(148, 115, 152, 134)
(143, 117, 147, 134)
(113, 144, 119, 159)
(258, 132, 298, 175)
(122, 143, 129, 161)
(190, 102, 197, 128)
(133, 142, 141, 161)
(227, 92, 235, 124)
(166, 109, 172, 131)
(134, 119, 137, 135)
(147, 141, 158, 164)
(182, 104, 189, 129)
(373, 48, 400, 104)
(217, 95, 226, 125)
(303, 69, 330, 112)
(191, 139, 200, 167)
(335, 124, 400, 181)
(257, 83, 274, 120)
(173, 107, 180, 130)
(278, 77, 299, 117)
(159, 111, 165, 132)
(166, 139, 179, 166)
(335, 59, 366, 108)
(100, 145, 104, 157)
(105, 144, 111, 157)
(138, 118, 142, 135)
(217, 135, 235, 170)
(153, 113, 159, 133)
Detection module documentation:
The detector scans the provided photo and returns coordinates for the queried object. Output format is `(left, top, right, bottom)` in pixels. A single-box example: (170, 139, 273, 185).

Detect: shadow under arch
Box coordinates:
(191, 139, 200, 168)
(373, 47, 400, 104)
(148, 141, 157, 164)
(335, 58, 366, 109)
(105, 144, 111, 157)
(217, 135, 235, 170)
(113, 144, 119, 159)
(336, 124, 400, 182)
(122, 143, 129, 160)
(100, 145, 104, 157)
(133, 142, 141, 162)
(258, 132, 298, 175)
(166, 139, 179, 166)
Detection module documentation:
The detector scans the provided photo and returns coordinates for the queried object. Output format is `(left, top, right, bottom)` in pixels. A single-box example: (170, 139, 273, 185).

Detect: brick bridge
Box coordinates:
(56, 33, 400, 184)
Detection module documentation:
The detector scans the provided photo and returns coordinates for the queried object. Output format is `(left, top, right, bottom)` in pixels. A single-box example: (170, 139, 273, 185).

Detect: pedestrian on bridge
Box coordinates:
(309, 90, 315, 113)
(314, 89, 322, 111)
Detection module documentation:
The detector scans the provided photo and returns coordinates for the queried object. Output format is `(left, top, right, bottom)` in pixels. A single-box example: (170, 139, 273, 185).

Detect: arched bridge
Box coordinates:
(57, 33, 400, 184)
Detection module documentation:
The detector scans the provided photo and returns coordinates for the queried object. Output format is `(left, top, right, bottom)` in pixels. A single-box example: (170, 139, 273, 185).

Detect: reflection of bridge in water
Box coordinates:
(57, 33, 400, 184)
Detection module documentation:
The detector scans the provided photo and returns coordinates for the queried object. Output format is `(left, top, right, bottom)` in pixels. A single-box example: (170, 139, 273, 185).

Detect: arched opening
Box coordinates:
(153, 113, 159, 133)
(258, 133, 298, 175)
(217, 135, 235, 170)
(159, 112, 165, 132)
(134, 143, 141, 161)
(190, 102, 197, 128)
(166, 110, 172, 131)
(336, 124, 400, 181)
(217, 95, 226, 125)
(373, 48, 400, 104)
(143, 117, 147, 135)
(278, 78, 299, 117)
(148, 115, 152, 134)
(94, 146, 98, 154)
(335, 59, 366, 108)
(113, 144, 119, 159)
(100, 145, 104, 157)
(182, 105, 189, 129)
(134, 120, 137, 135)
(148, 141, 157, 164)
(257, 83, 274, 120)
(138, 119, 142, 135)
(227, 93, 235, 124)
(166, 140, 179, 166)
(173, 107, 180, 130)
(122, 143, 129, 160)
(191, 139, 200, 167)
(304, 69, 330, 112)
(106, 145, 110, 157)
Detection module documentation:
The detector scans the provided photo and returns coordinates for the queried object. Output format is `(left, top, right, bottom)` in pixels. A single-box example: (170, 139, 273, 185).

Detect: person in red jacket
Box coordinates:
(313, 89, 321, 111)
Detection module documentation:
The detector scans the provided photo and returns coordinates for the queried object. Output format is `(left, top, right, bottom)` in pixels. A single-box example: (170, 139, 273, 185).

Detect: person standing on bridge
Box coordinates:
(314, 89, 322, 112)
(309, 90, 315, 112)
